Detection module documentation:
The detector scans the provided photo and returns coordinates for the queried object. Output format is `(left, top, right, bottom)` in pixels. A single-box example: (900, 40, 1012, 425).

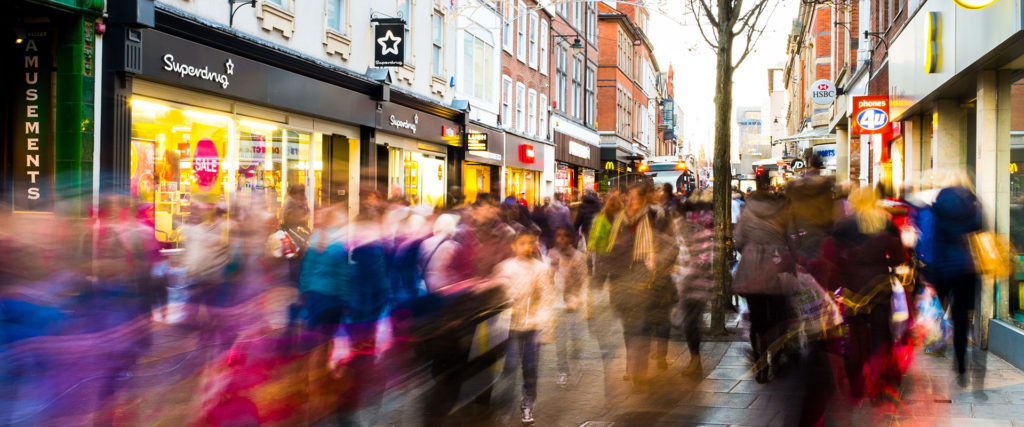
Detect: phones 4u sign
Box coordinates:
(374, 19, 406, 67)
(851, 95, 891, 135)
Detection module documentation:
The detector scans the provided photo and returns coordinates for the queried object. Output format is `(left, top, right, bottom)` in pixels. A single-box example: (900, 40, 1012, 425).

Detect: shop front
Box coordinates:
(2, 0, 102, 216)
(374, 102, 462, 209)
(887, 0, 1024, 367)
(463, 122, 504, 204)
(103, 27, 376, 246)
(504, 134, 547, 208)
(553, 131, 601, 199)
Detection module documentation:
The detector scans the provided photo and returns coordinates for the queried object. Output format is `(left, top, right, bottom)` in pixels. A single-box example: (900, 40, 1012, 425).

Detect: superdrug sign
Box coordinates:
(374, 19, 406, 67)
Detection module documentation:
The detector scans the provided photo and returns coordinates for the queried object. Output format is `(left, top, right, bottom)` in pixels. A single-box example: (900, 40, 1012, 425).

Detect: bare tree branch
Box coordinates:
(687, 0, 720, 49)
(733, 0, 778, 67)
(696, 0, 720, 29)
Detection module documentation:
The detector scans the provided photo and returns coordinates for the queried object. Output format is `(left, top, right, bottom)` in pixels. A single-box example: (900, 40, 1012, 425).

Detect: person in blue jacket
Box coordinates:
(928, 181, 983, 382)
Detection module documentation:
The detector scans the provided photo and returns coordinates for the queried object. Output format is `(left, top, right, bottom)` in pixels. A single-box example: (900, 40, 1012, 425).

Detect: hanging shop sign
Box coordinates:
(374, 20, 406, 67)
(14, 28, 54, 212)
(467, 131, 488, 151)
(851, 96, 891, 135)
(810, 79, 837, 106)
(812, 143, 838, 169)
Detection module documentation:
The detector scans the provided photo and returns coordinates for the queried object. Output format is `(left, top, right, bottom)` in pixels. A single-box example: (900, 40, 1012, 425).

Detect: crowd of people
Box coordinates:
(0, 152, 991, 426)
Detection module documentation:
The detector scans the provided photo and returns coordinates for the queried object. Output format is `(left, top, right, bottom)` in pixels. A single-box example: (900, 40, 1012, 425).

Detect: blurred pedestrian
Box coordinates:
(822, 187, 905, 398)
(606, 184, 656, 390)
(927, 176, 983, 383)
(679, 191, 715, 376)
(647, 188, 680, 372)
(548, 227, 588, 385)
(734, 174, 793, 383)
(493, 231, 555, 423)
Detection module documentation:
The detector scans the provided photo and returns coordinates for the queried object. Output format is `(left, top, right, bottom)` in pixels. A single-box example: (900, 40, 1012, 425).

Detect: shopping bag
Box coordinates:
(968, 231, 1014, 278)
(891, 276, 910, 338)
(787, 266, 843, 336)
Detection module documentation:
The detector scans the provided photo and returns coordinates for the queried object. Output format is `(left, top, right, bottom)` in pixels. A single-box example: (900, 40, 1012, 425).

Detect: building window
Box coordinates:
(502, 0, 514, 53)
(586, 65, 595, 126)
(516, 2, 527, 62)
(266, 0, 285, 6)
(432, 13, 443, 76)
(528, 89, 538, 136)
(326, 0, 346, 34)
(398, 0, 412, 63)
(557, 1, 567, 18)
(572, 1, 582, 29)
(528, 11, 539, 69)
(502, 75, 513, 129)
(516, 82, 526, 132)
(539, 19, 548, 75)
(463, 33, 494, 100)
(572, 55, 582, 120)
(556, 46, 567, 113)
(539, 94, 548, 138)
(587, 4, 596, 45)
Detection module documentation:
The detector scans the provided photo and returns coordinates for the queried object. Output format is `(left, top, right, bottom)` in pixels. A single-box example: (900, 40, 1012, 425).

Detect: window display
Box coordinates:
(129, 97, 319, 245)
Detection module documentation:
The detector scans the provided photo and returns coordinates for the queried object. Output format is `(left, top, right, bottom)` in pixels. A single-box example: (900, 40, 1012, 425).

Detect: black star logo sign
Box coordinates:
(225, 59, 235, 75)
(377, 30, 402, 55)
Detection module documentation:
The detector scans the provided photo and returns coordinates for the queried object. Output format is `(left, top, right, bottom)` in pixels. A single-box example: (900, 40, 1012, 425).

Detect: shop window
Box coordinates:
(129, 98, 319, 246)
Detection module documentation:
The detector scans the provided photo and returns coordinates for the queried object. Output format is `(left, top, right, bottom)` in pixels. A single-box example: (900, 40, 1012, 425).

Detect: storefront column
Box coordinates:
(934, 99, 965, 174)
(836, 127, 849, 184)
(903, 116, 922, 191)
(977, 70, 1014, 322)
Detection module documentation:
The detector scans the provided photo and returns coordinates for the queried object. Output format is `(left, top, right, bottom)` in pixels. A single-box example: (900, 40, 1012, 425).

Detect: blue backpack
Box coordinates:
(912, 204, 936, 266)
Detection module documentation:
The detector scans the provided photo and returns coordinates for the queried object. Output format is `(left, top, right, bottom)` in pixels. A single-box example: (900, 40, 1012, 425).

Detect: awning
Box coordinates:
(772, 127, 835, 145)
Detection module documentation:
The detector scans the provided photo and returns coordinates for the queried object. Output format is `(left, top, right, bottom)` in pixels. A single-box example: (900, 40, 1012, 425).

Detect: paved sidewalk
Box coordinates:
(437, 317, 1024, 427)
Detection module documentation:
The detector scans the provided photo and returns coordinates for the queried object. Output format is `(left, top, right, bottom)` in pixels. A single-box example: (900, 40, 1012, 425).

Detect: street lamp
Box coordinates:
(569, 37, 584, 54)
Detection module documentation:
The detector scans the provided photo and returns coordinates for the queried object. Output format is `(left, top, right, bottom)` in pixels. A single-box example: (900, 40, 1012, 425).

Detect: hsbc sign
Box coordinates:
(851, 95, 891, 135)
(810, 79, 836, 106)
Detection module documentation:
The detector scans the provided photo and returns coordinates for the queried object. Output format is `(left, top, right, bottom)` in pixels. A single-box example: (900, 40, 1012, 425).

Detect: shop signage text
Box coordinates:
(14, 30, 54, 211)
(519, 144, 536, 163)
(467, 131, 488, 151)
(193, 138, 221, 191)
(162, 54, 233, 89)
(568, 141, 591, 159)
(810, 79, 836, 106)
(389, 113, 418, 134)
(851, 96, 891, 135)
(374, 21, 406, 67)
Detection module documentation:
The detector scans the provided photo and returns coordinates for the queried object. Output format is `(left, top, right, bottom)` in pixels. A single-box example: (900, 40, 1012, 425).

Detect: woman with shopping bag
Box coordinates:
(733, 174, 794, 383)
(821, 187, 905, 399)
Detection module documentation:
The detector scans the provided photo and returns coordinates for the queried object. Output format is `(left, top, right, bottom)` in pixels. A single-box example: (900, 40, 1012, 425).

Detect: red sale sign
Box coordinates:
(193, 138, 221, 191)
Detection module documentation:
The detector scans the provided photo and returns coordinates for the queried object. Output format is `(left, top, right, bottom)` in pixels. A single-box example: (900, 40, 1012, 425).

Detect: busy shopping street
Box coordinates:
(3, 0, 1024, 426)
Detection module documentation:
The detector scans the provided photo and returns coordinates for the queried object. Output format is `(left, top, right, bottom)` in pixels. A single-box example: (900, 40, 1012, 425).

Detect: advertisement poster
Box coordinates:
(130, 140, 156, 201)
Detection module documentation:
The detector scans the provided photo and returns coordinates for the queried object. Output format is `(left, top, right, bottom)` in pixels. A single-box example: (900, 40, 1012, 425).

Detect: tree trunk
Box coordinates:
(709, 2, 735, 336)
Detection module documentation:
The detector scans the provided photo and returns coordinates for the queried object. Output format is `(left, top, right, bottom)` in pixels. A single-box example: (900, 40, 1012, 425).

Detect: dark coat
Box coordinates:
(573, 193, 603, 238)
(733, 193, 793, 295)
(931, 186, 982, 277)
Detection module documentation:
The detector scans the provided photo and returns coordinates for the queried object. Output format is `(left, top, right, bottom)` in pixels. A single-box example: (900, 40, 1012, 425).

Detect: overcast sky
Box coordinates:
(645, 0, 799, 158)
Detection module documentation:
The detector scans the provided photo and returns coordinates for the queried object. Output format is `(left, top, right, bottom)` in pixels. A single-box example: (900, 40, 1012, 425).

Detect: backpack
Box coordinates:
(390, 236, 428, 304)
(912, 204, 936, 266)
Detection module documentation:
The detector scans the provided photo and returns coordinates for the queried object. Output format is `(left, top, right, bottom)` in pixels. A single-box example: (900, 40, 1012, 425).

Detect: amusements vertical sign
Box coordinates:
(13, 28, 53, 211)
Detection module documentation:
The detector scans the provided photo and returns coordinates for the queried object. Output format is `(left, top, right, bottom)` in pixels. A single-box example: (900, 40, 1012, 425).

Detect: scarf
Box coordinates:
(608, 207, 653, 266)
